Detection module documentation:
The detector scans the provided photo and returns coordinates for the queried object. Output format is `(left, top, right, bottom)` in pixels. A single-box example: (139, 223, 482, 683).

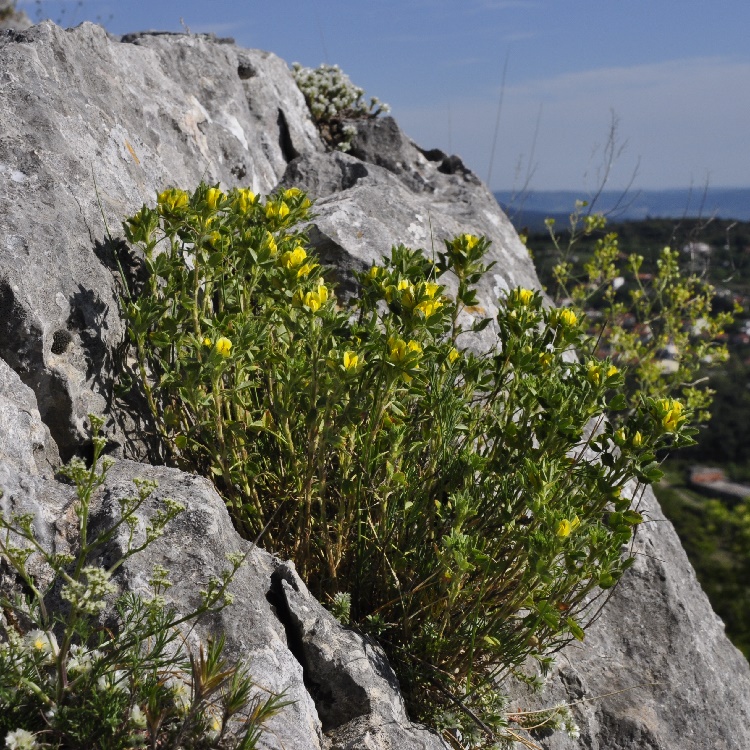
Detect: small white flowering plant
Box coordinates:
(291, 62, 389, 151)
(0, 415, 286, 749)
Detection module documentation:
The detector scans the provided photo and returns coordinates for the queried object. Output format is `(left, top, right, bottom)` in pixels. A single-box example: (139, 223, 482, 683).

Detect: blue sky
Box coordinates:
(19, 0, 750, 192)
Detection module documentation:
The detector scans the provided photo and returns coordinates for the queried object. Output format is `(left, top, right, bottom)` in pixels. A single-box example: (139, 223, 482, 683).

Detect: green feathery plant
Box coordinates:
(0, 415, 286, 750)
(120, 184, 699, 747)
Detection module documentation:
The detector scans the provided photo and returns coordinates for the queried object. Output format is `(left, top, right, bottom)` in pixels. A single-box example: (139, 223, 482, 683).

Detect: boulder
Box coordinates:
(0, 19, 749, 750)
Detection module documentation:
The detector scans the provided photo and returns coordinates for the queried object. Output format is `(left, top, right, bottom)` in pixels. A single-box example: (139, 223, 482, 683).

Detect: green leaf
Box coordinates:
(566, 617, 585, 642)
(471, 317, 492, 333)
(608, 393, 628, 410)
(622, 510, 643, 525)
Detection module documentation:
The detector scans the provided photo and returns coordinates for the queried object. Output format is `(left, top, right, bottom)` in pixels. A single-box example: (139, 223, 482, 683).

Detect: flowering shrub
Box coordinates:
(121, 184, 695, 747)
(0, 416, 285, 749)
(291, 62, 389, 152)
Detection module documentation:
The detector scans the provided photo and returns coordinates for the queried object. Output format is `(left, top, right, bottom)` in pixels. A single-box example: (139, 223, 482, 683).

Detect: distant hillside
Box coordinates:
(495, 188, 750, 231)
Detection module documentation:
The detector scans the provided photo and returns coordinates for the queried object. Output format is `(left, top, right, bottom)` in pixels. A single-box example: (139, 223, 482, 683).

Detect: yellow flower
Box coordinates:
(302, 283, 330, 312)
(607, 364, 619, 378)
(264, 231, 278, 256)
(303, 291, 321, 312)
(343, 351, 359, 370)
(206, 187, 224, 209)
(539, 352, 553, 368)
(281, 246, 307, 269)
(557, 308, 578, 327)
(448, 347, 460, 363)
(424, 281, 441, 298)
(556, 516, 580, 538)
(367, 265, 383, 281)
(283, 187, 302, 200)
(513, 288, 534, 306)
(461, 233, 480, 249)
(388, 338, 422, 363)
(215, 337, 232, 357)
(587, 362, 602, 386)
(388, 338, 406, 361)
(235, 188, 256, 212)
(415, 298, 441, 317)
(296, 261, 318, 279)
(157, 188, 189, 212)
(203, 337, 212, 347)
(656, 398, 685, 432)
(632, 430, 643, 447)
(397, 279, 412, 292)
(266, 201, 290, 220)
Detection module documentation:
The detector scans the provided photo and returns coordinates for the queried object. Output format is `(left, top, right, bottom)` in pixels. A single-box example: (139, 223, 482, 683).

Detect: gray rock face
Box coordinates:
(281, 119, 536, 313)
(0, 21, 322, 460)
(509, 485, 750, 750)
(0, 18, 749, 750)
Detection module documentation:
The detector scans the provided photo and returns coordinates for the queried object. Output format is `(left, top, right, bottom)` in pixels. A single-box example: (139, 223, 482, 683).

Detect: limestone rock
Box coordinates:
(0, 21, 322, 460)
(508, 485, 750, 750)
(281, 119, 536, 316)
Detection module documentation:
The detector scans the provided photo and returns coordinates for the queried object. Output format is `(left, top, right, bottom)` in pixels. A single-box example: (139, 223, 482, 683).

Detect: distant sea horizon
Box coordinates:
(494, 187, 750, 231)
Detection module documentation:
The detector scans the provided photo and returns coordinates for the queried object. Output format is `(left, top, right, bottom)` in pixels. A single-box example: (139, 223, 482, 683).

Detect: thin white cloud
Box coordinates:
(189, 21, 247, 36)
(394, 56, 750, 190)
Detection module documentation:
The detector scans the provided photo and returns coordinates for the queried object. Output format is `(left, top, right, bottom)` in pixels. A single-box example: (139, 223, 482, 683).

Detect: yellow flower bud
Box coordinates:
(266, 201, 290, 220)
(203, 337, 212, 347)
(424, 282, 440, 298)
(264, 231, 278, 256)
(607, 364, 619, 378)
(296, 262, 317, 278)
(206, 187, 224, 209)
(539, 352, 553, 368)
(448, 347, 460, 363)
(655, 398, 685, 432)
(632, 430, 643, 447)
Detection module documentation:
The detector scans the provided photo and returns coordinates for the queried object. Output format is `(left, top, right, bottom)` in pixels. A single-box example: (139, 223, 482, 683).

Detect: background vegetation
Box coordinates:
(525, 214, 750, 659)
